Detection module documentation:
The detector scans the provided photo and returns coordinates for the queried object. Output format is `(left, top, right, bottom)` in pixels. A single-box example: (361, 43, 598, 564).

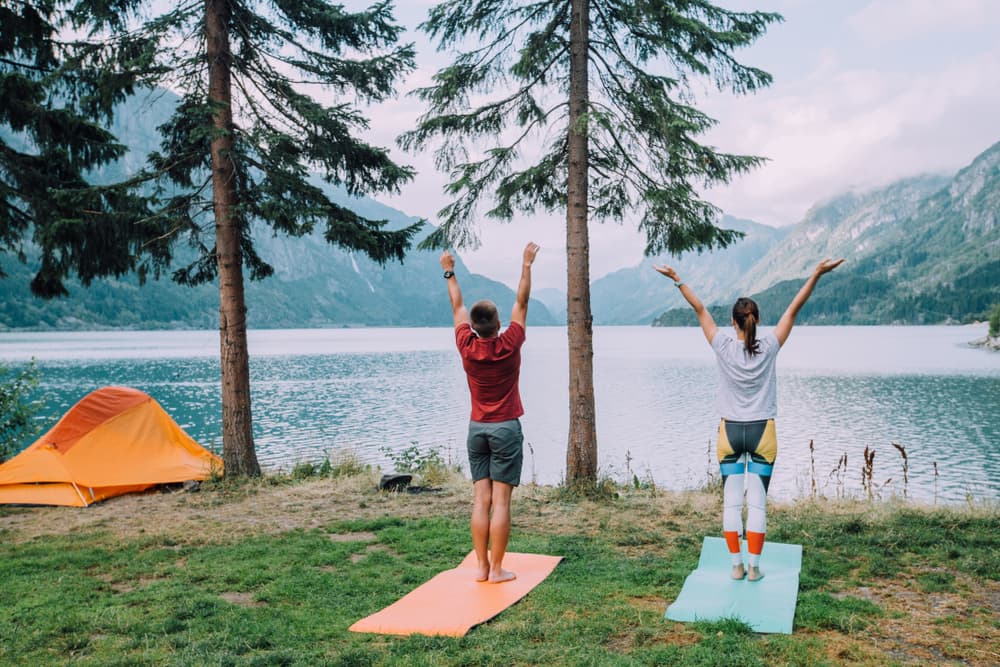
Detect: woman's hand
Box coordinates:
(653, 264, 680, 282)
(814, 258, 845, 276)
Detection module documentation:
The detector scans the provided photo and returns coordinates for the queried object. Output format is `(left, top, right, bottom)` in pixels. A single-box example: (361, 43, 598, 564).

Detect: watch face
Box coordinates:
(443, 271, 455, 279)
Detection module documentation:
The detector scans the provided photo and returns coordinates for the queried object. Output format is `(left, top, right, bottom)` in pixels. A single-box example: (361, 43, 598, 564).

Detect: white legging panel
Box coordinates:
(722, 468, 768, 534)
(723, 474, 743, 534)
(746, 471, 767, 534)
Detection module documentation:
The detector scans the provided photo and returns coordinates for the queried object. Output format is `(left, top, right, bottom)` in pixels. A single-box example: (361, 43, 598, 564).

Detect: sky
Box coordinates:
(340, 0, 1000, 289)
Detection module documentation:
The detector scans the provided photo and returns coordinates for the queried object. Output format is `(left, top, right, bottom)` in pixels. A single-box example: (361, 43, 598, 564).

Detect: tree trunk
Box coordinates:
(206, 0, 260, 477)
(565, 0, 597, 484)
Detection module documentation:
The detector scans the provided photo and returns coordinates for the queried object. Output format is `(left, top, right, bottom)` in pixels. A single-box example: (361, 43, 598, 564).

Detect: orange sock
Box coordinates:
(724, 531, 741, 553)
(746, 531, 765, 554)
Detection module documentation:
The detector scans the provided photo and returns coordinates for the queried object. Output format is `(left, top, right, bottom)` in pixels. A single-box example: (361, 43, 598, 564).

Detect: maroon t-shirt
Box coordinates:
(455, 321, 525, 422)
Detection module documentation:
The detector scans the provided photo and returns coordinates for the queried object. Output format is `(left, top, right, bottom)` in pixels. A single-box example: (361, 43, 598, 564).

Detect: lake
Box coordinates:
(1, 325, 998, 504)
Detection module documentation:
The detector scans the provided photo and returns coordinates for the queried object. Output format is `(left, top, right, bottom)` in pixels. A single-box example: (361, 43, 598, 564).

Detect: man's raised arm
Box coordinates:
(510, 242, 540, 329)
(440, 250, 469, 328)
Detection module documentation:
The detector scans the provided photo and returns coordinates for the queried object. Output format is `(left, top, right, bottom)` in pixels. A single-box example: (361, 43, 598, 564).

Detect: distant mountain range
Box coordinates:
(587, 216, 791, 324)
(653, 140, 999, 326)
(0, 204, 556, 330)
(2, 90, 997, 329)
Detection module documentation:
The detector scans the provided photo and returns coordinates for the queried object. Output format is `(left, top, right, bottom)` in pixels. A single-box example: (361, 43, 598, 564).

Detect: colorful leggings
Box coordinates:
(717, 418, 777, 567)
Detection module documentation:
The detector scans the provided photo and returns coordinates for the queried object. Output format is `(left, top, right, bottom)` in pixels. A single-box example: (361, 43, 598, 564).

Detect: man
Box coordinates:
(440, 242, 540, 583)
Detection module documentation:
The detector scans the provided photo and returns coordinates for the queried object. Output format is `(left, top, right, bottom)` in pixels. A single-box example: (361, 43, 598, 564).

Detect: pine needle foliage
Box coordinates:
(99, 0, 422, 284)
(401, 0, 782, 255)
(0, 0, 164, 297)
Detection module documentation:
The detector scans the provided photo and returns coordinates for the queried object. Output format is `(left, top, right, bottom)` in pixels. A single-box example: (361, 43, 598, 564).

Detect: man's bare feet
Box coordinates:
(731, 564, 746, 580)
(475, 563, 489, 582)
(487, 568, 517, 584)
(747, 565, 764, 582)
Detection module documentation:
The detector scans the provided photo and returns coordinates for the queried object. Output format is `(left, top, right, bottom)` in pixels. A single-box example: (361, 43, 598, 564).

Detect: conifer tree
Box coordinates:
(0, 0, 162, 296)
(403, 0, 781, 484)
(3, 1, 420, 476)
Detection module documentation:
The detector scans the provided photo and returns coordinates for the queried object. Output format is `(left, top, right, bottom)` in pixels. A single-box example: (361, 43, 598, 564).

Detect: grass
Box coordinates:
(1, 471, 998, 666)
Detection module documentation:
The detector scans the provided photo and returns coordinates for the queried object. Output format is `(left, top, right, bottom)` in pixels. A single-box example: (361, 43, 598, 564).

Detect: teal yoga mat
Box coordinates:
(665, 536, 802, 634)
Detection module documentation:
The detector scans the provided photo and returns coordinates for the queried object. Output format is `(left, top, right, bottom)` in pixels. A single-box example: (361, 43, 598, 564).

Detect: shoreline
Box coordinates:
(1, 321, 993, 335)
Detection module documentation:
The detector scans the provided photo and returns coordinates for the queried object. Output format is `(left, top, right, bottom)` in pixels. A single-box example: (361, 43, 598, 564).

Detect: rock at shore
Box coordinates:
(969, 335, 1000, 351)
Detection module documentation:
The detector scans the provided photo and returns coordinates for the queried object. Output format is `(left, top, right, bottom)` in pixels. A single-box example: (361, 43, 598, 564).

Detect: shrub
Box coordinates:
(0, 360, 44, 462)
(989, 303, 999, 337)
(381, 443, 460, 486)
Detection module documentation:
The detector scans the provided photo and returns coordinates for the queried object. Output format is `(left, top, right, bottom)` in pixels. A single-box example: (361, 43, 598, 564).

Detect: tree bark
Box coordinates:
(206, 0, 260, 476)
(565, 0, 597, 483)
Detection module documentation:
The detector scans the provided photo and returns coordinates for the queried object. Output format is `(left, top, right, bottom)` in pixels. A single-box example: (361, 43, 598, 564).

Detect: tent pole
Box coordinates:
(70, 482, 89, 507)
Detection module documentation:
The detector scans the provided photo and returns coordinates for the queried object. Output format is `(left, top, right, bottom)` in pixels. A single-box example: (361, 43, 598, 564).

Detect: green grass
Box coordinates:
(1, 488, 997, 665)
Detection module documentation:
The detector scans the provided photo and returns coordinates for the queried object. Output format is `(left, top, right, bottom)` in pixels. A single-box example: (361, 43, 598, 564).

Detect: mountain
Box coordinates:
(653, 141, 1000, 326)
(738, 174, 951, 295)
(589, 216, 791, 324)
(0, 208, 556, 330)
(0, 92, 555, 330)
(533, 287, 567, 323)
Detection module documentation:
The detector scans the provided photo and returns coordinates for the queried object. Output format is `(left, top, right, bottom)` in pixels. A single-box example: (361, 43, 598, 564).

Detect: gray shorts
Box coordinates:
(466, 419, 523, 486)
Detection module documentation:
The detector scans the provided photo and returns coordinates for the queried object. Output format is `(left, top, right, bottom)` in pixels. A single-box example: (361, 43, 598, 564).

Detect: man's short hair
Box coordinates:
(470, 300, 500, 337)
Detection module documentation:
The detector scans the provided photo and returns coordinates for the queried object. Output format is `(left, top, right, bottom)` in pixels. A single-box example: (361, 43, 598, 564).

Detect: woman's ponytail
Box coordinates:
(732, 298, 761, 356)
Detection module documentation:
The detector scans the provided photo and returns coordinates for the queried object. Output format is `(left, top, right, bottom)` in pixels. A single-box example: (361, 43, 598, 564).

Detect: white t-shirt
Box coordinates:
(711, 330, 780, 421)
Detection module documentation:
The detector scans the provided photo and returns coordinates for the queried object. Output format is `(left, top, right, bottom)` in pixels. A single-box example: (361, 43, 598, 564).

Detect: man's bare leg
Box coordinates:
(487, 481, 516, 583)
(471, 478, 493, 581)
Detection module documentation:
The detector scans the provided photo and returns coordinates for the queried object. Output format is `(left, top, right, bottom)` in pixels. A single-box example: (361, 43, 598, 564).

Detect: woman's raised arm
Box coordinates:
(774, 258, 845, 346)
(654, 265, 718, 344)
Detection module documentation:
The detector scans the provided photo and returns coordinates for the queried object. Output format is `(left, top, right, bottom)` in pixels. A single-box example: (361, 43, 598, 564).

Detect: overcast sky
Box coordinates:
(340, 0, 1000, 289)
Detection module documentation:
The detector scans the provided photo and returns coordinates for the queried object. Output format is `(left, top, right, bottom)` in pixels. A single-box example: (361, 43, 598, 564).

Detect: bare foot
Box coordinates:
(747, 566, 765, 582)
(731, 564, 746, 580)
(488, 568, 517, 584)
(475, 564, 489, 582)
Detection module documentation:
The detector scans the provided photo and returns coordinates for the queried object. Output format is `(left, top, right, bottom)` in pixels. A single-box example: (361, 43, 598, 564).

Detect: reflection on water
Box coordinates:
(2, 325, 997, 503)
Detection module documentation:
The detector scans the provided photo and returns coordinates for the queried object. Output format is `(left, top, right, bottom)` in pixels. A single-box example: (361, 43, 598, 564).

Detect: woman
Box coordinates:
(654, 258, 843, 581)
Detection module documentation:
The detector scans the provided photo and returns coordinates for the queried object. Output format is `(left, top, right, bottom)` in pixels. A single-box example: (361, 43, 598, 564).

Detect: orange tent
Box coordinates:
(0, 386, 222, 507)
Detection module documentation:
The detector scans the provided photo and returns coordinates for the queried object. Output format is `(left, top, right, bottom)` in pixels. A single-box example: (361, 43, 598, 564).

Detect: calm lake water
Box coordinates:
(1, 325, 998, 503)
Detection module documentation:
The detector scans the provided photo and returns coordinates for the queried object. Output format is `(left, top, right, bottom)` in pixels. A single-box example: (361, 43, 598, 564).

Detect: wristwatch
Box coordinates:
(443, 270, 455, 279)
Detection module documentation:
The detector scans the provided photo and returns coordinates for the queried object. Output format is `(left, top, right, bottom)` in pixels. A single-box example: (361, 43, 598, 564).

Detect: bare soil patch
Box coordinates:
(219, 591, 266, 607)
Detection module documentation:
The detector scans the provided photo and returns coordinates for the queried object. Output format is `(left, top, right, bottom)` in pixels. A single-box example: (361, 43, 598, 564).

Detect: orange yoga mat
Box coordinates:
(349, 551, 562, 637)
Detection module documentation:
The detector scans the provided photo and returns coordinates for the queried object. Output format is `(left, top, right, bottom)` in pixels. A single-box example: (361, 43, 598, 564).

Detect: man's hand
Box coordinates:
(512, 242, 539, 328)
(523, 242, 540, 267)
(814, 258, 845, 276)
(440, 250, 456, 272)
(652, 264, 680, 282)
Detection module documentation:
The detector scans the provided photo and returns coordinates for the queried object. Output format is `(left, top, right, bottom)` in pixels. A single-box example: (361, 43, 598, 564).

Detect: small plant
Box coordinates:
(861, 446, 875, 500)
(292, 461, 320, 480)
(526, 441, 536, 485)
(809, 439, 817, 499)
(381, 443, 459, 486)
(632, 468, 657, 495)
(326, 449, 370, 478)
(828, 452, 848, 498)
(989, 303, 1000, 337)
(704, 439, 721, 490)
(553, 475, 620, 502)
(933, 460, 939, 505)
(891, 442, 909, 498)
(0, 360, 44, 463)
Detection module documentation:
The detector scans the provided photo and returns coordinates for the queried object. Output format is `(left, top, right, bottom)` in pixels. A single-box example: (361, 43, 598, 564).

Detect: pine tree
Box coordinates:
(403, 0, 781, 483)
(0, 0, 163, 296)
(6, 1, 421, 476)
